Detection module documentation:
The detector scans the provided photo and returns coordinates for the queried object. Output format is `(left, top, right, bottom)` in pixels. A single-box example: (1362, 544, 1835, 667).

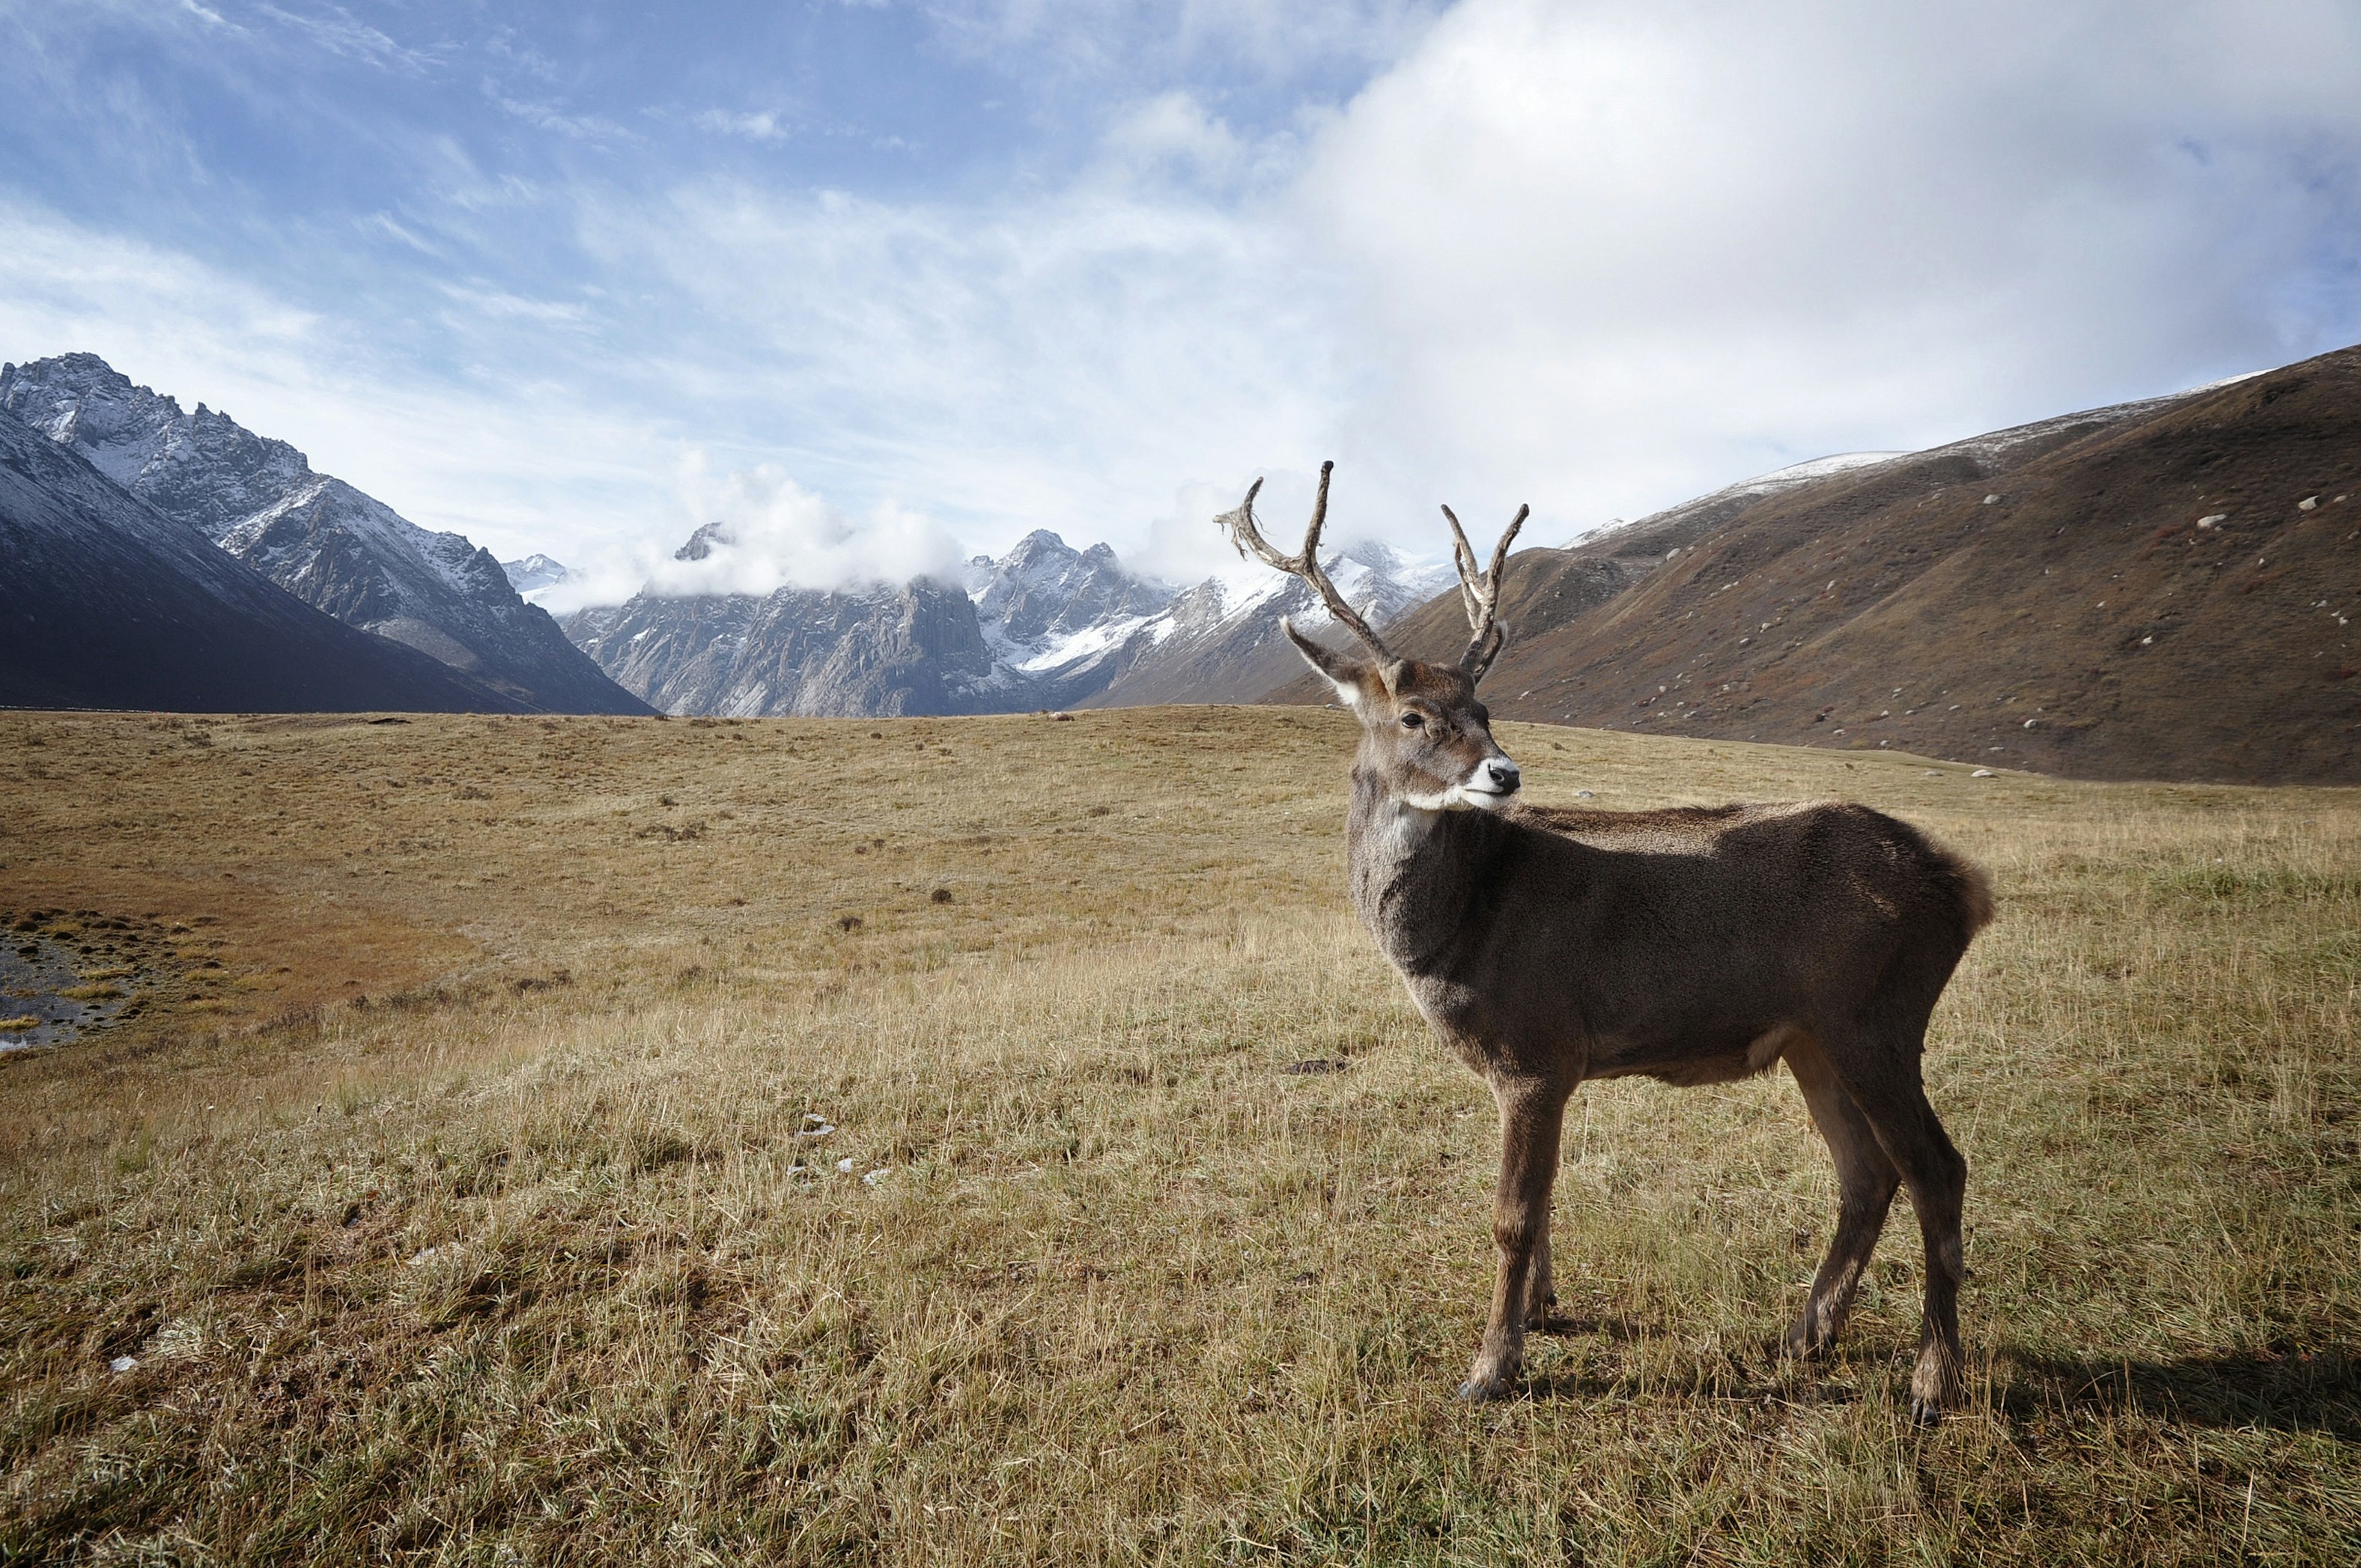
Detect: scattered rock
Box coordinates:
(836, 1158, 856, 1173)
(1972, 768, 1996, 778)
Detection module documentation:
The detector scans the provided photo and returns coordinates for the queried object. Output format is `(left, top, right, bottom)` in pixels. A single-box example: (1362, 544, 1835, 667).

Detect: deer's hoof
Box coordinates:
(1907, 1370, 1960, 1426)
(1454, 1371, 1518, 1404)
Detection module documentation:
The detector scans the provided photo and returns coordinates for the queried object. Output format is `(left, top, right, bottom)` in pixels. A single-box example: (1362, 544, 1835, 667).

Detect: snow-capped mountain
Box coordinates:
(0, 401, 520, 713)
(559, 526, 1165, 716)
(562, 517, 1001, 715)
(964, 530, 1173, 693)
(501, 553, 571, 598)
(0, 354, 647, 714)
(559, 522, 1456, 717)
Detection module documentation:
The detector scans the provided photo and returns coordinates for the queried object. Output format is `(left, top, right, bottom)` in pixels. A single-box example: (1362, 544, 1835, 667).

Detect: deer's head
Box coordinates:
(1221, 463, 1526, 813)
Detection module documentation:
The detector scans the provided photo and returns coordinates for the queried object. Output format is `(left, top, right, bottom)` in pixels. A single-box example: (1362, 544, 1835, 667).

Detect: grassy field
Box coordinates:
(1, 705, 2356, 1565)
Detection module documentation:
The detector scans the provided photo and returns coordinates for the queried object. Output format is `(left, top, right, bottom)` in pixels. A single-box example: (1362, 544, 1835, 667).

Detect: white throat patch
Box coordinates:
(1397, 782, 1513, 814)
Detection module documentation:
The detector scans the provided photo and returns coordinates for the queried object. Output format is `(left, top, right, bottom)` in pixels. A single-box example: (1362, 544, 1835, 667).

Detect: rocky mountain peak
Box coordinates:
(501, 554, 571, 595)
(966, 529, 1170, 660)
(673, 522, 735, 562)
(0, 355, 313, 541)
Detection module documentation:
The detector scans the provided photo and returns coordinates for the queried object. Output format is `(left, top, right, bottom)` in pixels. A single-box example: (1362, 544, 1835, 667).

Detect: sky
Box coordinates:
(3, 0, 2358, 607)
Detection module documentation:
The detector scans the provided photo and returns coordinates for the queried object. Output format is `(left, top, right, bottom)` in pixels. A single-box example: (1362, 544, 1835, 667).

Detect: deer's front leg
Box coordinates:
(1458, 1077, 1566, 1403)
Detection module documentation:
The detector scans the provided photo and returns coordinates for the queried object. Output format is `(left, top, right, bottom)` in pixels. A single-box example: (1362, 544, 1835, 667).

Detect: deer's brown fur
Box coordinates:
(1228, 465, 1994, 1423)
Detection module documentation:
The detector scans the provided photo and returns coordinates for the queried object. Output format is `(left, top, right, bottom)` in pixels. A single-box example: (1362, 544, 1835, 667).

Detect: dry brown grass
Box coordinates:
(1, 706, 2357, 1564)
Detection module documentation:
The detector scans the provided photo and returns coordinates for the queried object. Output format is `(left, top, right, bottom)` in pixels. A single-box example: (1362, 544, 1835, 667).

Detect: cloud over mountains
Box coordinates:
(1, 1, 2354, 578)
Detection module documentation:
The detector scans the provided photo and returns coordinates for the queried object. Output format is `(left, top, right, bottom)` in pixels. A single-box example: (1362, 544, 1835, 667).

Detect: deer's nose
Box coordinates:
(1483, 759, 1521, 794)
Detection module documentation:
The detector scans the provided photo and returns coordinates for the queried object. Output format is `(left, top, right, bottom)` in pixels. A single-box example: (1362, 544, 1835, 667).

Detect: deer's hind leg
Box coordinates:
(1781, 1033, 1900, 1361)
(1821, 1034, 1969, 1423)
(1458, 1075, 1568, 1403)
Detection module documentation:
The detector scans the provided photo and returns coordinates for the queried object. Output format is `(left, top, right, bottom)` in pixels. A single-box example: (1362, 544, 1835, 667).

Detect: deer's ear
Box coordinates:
(1283, 618, 1368, 705)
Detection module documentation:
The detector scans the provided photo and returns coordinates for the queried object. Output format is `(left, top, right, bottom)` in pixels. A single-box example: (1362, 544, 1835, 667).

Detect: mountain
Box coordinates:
(0, 404, 523, 714)
(0, 354, 648, 714)
(963, 530, 1174, 703)
(564, 526, 1176, 716)
(501, 553, 570, 598)
(967, 530, 1170, 668)
(1078, 539, 1458, 708)
(562, 573, 1003, 717)
(1268, 347, 2361, 785)
(556, 522, 1458, 718)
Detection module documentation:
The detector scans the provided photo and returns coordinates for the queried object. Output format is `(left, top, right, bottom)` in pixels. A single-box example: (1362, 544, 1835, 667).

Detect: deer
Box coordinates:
(1223, 462, 1994, 1423)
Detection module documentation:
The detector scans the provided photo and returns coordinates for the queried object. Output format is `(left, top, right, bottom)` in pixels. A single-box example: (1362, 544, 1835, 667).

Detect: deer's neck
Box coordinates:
(1344, 765, 1510, 976)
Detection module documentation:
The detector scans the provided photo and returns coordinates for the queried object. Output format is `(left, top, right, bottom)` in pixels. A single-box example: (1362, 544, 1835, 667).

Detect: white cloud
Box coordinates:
(694, 109, 793, 145)
(484, 88, 637, 145)
(564, 0, 2361, 574)
(255, 4, 431, 73)
(571, 165, 1352, 582)
(535, 451, 967, 613)
(1289, 0, 2361, 532)
(8, 0, 2359, 607)
(0, 199, 665, 564)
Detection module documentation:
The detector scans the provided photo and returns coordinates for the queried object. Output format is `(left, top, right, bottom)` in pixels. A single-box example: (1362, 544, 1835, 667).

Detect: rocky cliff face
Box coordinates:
(0, 353, 648, 714)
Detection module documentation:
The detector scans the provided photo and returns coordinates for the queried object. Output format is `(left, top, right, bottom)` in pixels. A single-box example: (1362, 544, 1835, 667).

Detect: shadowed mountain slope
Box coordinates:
(0, 408, 521, 714)
(1270, 346, 2361, 784)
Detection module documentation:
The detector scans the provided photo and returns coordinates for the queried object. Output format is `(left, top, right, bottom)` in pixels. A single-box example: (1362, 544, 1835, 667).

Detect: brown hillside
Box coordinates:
(1272, 345, 2361, 784)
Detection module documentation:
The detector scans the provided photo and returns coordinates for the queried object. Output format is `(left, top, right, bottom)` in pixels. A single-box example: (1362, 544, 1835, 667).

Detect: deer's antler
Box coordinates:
(1217, 461, 1397, 663)
(1440, 501, 1528, 680)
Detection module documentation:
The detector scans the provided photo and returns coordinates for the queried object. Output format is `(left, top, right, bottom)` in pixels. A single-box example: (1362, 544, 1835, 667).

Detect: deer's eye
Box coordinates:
(1400, 712, 1425, 730)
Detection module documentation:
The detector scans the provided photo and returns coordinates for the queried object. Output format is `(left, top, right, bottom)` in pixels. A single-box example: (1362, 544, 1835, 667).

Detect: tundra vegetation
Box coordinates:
(0, 707, 2355, 1564)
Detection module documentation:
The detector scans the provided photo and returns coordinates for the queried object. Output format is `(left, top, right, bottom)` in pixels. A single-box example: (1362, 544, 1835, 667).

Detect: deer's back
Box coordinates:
(1434, 797, 1993, 1080)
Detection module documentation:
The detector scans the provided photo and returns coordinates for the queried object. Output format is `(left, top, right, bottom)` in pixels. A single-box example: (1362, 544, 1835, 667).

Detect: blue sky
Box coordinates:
(4, 1, 2358, 604)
